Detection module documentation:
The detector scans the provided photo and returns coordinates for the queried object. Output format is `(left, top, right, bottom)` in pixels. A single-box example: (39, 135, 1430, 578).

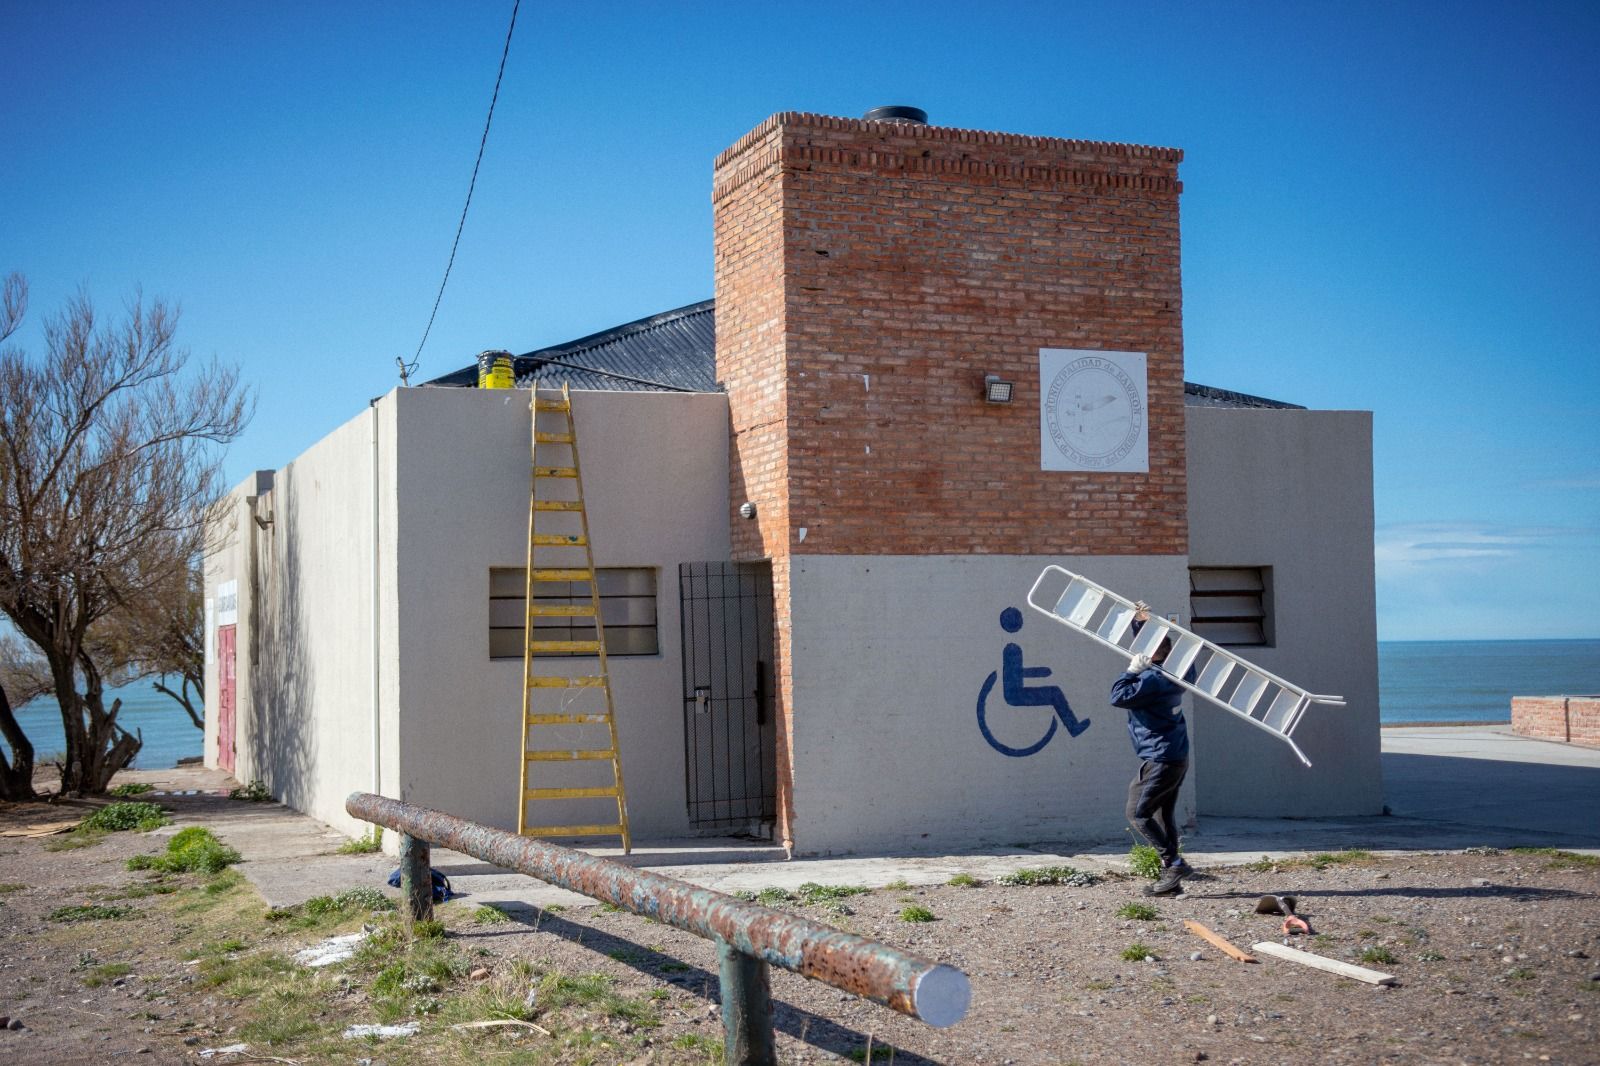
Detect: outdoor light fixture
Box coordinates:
(739, 501, 757, 520)
(984, 375, 1014, 404)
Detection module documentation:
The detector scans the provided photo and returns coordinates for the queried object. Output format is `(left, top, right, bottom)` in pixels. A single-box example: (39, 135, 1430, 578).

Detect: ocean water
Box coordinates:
(1, 678, 204, 771)
(1378, 639, 1600, 724)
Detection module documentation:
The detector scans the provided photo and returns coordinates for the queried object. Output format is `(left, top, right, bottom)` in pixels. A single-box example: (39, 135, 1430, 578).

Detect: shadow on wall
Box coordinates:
(248, 480, 316, 814)
(1381, 752, 1600, 848)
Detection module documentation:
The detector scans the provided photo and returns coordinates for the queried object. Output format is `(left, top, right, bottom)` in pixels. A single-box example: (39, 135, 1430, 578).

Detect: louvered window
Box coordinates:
(490, 567, 659, 659)
(1189, 567, 1271, 646)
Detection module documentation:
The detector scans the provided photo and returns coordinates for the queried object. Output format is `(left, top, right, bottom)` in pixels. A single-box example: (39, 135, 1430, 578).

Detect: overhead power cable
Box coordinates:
(399, 0, 521, 385)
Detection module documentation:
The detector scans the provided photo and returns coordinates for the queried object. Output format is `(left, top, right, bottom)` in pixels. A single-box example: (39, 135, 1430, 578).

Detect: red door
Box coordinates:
(217, 624, 237, 773)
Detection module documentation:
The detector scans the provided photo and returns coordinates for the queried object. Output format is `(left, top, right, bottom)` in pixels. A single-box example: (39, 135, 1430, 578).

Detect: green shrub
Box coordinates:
(472, 904, 511, 925)
(946, 872, 981, 888)
(228, 779, 273, 802)
(1121, 942, 1154, 962)
(336, 828, 383, 854)
(1359, 946, 1397, 965)
(997, 865, 1100, 887)
(898, 905, 935, 923)
(126, 827, 241, 875)
(1115, 902, 1159, 921)
(1128, 845, 1162, 880)
(301, 886, 395, 918)
(108, 782, 154, 797)
(81, 802, 170, 833)
(796, 882, 870, 904)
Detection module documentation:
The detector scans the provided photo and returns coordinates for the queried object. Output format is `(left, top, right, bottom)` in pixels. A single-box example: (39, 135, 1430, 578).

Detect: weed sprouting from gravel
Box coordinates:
(1128, 845, 1162, 879)
(1507, 966, 1536, 980)
(50, 903, 133, 922)
(127, 827, 241, 875)
(1115, 902, 1158, 921)
(899, 905, 936, 922)
(947, 872, 981, 887)
(885, 877, 911, 891)
(82, 802, 171, 833)
(1121, 942, 1155, 961)
(798, 882, 871, 904)
(228, 780, 273, 802)
(1510, 848, 1600, 870)
(108, 782, 154, 796)
(472, 904, 512, 924)
(1359, 946, 1397, 965)
(998, 866, 1100, 887)
(850, 1044, 896, 1061)
(335, 828, 383, 854)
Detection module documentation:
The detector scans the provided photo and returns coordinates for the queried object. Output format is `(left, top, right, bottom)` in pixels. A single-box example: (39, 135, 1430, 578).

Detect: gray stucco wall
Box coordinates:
(203, 404, 402, 838)
(1185, 407, 1382, 817)
(390, 387, 730, 838)
(786, 554, 1193, 855)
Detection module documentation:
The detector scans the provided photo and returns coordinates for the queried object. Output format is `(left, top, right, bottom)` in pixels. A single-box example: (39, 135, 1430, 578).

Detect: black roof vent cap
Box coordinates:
(863, 105, 927, 125)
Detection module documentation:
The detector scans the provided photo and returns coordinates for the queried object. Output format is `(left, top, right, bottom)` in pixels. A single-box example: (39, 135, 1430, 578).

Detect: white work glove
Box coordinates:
(1133, 600, 1150, 612)
(1126, 653, 1153, 674)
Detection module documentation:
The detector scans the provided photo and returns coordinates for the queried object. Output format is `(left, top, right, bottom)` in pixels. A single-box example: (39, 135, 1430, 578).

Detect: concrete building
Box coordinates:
(205, 110, 1381, 855)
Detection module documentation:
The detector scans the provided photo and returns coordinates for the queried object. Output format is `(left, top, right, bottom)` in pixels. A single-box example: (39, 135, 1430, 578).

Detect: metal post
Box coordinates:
(399, 832, 433, 922)
(718, 939, 776, 1066)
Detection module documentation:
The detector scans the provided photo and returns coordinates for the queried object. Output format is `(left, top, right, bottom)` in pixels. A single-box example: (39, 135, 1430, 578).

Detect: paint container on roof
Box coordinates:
(477, 350, 514, 389)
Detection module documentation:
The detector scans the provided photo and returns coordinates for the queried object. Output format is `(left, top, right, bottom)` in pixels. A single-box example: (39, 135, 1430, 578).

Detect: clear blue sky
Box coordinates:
(4, 1, 1596, 641)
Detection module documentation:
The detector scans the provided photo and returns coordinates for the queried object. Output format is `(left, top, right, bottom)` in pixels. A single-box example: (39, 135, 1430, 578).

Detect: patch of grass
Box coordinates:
(126, 827, 241, 875)
(543, 903, 566, 914)
(997, 865, 1101, 887)
(105, 880, 179, 900)
(884, 877, 911, 891)
(850, 1045, 896, 1062)
(472, 903, 512, 925)
(1311, 933, 1338, 948)
(1115, 902, 1159, 921)
(534, 969, 660, 1027)
(597, 901, 622, 913)
(49, 903, 133, 923)
(796, 882, 871, 905)
(1371, 915, 1394, 924)
(1244, 855, 1278, 872)
(229, 779, 273, 802)
(1417, 951, 1446, 962)
(412, 918, 446, 939)
(1083, 978, 1114, 991)
(1121, 942, 1155, 962)
(899, 905, 936, 922)
(946, 872, 981, 887)
(742, 887, 794, 906)
(1359, 946, 1397, 965)
(81, 962, 132, 987)
(1128, 844, 1163, 879)
(1510, 847, 1600, 870)
(1507, 966, 1537, 980)
(335, 827, 383, 854)
(82, 801, 171, 832)
(1305, 849, 1374, 870)
(108, 782, 154, 796)
(0, 882, 25, 894)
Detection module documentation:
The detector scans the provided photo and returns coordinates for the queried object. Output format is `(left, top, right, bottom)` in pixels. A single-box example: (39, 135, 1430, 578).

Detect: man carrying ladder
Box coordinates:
(1111, 601, 1193, 897)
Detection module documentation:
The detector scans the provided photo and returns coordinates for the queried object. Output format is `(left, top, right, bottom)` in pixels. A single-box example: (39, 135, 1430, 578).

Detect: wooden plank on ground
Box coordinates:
(1183, 919, 1256, 963)
(1251, 941, 1396, 985)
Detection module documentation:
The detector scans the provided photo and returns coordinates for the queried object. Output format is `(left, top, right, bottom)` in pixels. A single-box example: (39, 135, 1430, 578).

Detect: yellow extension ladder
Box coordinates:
(517, 383, 632, 852)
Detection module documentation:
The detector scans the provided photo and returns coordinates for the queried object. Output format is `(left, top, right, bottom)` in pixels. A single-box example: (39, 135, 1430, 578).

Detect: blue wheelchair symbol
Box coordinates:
(976, 607, 1091, 757)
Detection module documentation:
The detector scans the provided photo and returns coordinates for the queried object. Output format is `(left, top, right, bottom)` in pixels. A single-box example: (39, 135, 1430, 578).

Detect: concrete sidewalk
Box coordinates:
(122, 723, 1600, 913)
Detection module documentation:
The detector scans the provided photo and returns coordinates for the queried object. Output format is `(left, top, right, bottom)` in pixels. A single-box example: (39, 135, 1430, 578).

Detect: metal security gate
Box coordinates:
(679, 562, 776, 831)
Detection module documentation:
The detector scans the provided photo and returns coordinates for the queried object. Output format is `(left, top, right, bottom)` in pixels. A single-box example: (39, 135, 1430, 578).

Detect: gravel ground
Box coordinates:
(1, 794, 1598, 1065)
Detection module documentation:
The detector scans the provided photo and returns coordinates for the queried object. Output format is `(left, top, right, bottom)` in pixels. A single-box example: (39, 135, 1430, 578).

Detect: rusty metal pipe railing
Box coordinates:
(347, 792, 969, 1061)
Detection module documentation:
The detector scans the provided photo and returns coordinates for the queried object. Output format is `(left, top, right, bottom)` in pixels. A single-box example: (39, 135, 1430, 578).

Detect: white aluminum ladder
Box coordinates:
(1026, 566, 1344, 766)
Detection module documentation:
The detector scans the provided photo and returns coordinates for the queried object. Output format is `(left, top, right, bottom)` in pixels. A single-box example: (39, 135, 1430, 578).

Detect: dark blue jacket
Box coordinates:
(1110, 667, 1190, 763)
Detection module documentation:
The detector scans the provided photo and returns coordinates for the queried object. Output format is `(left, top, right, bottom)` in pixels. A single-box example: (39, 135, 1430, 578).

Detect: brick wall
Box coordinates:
(1512, 696, 1600, 748)
(713, 111, 1188, 560)
(711, 111, 1190, 848)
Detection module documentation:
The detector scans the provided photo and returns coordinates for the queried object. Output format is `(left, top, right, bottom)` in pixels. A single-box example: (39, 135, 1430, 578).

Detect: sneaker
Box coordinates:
(1143, 867, 1184, 896)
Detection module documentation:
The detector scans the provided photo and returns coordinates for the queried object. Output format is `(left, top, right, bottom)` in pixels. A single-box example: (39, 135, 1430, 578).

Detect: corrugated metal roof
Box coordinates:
(424, 300, 717, 392)
(426, 298, 1302, 409)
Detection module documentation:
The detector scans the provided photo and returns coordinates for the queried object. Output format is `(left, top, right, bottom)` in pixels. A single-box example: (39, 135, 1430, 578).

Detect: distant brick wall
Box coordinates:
(1512, 696, 1600, 748)
(713, 111, 1188, 560)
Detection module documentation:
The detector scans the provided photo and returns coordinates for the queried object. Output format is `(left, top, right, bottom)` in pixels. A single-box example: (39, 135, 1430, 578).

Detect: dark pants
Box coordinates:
(1126, 759, 1188, 866)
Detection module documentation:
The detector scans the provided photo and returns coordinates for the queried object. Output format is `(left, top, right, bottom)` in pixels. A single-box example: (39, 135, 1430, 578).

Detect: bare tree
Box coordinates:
(100, 553, 206, 731)
(0, 630, 52, 800)
(0, 272, 250, 794)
